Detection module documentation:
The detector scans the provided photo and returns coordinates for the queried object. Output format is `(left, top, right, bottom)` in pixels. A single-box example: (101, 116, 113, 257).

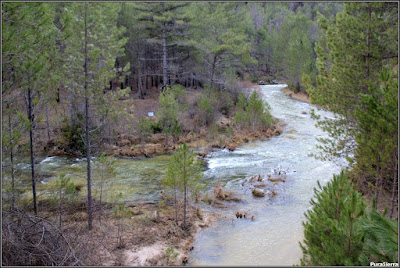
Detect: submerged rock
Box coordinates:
(268, 177, 286, 182)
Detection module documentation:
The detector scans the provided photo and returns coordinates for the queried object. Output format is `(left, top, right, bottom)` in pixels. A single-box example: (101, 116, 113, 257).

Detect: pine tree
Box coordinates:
(158, 86, 182, 143)
(163, 143, 203, 229)
(2, 2, 60, 214)
(306, 2, 398, 161)
(300, 170, 366, 266)
(189, 2, 255, 90)
(358, 208, 398, 264)
(306, 2, 398, 208)
(354, 68, 398, 212)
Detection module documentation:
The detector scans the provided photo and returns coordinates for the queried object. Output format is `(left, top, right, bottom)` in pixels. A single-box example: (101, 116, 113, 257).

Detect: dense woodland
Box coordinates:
(1, 1, 398, 266)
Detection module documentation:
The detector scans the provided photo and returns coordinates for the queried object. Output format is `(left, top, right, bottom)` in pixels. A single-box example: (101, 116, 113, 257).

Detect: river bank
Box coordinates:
(41, 81, 284, 159)
(281, 86, 311, 103)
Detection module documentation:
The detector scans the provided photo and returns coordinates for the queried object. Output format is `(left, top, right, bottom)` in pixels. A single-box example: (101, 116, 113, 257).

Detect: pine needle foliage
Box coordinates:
(358, 209, 398, 265)
(300, 170, 366, 266)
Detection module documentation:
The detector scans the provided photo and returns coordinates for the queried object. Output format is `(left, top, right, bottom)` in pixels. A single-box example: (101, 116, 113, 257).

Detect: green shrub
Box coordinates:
(249, 75, 258, 83)
(234, 91, 274, 130)
(158, 87, 182, 138)
(197, 97, 214, 126)
(59, 114, 85, 153)
(171, 84, 186, 103)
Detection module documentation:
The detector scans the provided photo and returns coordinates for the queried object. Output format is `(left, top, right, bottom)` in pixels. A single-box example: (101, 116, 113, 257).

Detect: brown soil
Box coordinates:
(281, 87, 311, 103)
(51, 202, 219, 266)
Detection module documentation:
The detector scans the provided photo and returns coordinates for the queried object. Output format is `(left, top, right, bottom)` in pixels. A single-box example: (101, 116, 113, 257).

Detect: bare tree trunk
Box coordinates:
(69, 84, 75, 128)
(162, 27, 168, 87)
(27, 87, 38, 215)
(210, 55, 217, 90)
(45, 105, 51, 142)
(143, 46, 148, 92)
(365, 4, 371, 82)
(138, 53, 144, 99)
(8, 106, 16, 210)
(84, 2, 93, 230)
(59, 182, 62, 228)
(183, 153, 187, 229)
(374, 156, 380, 210)
(389, 154, 398, 219)
(219, 61, 223, 91)
(99, 168, 104, 222)
(174, 187, 178, 224)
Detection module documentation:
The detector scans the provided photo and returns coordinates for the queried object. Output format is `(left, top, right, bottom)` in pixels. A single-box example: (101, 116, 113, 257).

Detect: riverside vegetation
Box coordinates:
(2, 2, 398, 266)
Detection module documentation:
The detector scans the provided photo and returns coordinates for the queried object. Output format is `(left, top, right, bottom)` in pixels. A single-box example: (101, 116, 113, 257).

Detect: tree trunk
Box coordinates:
(84, 2, 93, 230)
(389, 154, 398, 219)
(174, 187, 178, 224)
(8, 107, 15, 211)
(210, 55, 217, 90)
(183, 152, 187, 229)
(162, 27, 168, 87)
(59, 182, 62, 228)
(99, 167, 104, 222)
(27, 87, 38, 215)
(45, 105, 51, 142)
(138, 54, 144, 99)
(143, 47, 148, 92)
(374, 156, 380, 210)
(219, 61, 223, 91)
(365, 4, 371, 82)
(69, 82, 75, 129)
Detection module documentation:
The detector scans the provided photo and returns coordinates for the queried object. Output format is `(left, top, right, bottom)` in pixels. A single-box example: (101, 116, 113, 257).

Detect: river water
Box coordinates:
(188, 84, 346, 266)
(2, 84, 345, 266)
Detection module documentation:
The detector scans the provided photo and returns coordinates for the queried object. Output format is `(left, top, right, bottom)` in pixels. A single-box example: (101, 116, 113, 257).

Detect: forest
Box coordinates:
(1, 1, 398, 266)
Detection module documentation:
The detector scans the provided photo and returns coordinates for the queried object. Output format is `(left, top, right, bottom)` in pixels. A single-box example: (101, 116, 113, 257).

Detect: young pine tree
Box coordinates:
(162, 143, 203, 230)
(300, 170, 366, 266)
(158, 87, 182, 144)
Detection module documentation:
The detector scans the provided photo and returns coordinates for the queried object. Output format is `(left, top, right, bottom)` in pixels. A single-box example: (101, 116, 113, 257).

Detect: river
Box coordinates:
(188, 84, 346, 266)
(2, 84, 345, 266)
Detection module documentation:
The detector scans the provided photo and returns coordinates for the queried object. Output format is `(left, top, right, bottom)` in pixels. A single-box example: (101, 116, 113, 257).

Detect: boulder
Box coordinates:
(252, 188, 265, 198)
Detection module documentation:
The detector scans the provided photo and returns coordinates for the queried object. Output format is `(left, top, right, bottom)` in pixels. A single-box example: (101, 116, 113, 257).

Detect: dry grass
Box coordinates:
(281, 87, 311, 103)
(2, 201, 214, 266)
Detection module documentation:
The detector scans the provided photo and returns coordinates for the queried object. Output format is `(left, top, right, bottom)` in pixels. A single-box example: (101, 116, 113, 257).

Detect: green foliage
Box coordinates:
(113, 200, 132, 248)
(162, 143, 203, 229)
(93, 154, 116, 206)
(170, 84, 187, 103)
(305, 3, 398, 211)
(196, 97, 214, 126)
(54, 173, 78, 227)
(353, 70, 398, 197)
(307, 2, 398, 161)
(137, 118, 157, 142)
(59, 115, 85, 153)
(158, 87, 182, 138)
(273, 13, 315, 91)
(300, 170, 366, 266)
(358, 209, 398, 264)
(164, 247, 179, 265)
(234, 91, 274, 131)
